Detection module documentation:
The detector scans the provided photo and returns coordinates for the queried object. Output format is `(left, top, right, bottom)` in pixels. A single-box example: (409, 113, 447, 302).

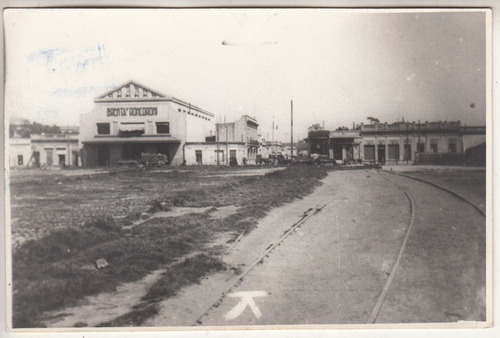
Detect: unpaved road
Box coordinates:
(145, 169, 486, 327)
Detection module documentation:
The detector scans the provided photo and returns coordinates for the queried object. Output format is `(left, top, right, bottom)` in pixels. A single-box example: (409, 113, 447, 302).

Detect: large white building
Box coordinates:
(80, 81, 215, 167)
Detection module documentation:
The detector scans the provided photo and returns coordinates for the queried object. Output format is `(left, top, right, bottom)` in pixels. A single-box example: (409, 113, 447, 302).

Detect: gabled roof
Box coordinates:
(94, 80, 169, 102)
(94, 80, 215, 118)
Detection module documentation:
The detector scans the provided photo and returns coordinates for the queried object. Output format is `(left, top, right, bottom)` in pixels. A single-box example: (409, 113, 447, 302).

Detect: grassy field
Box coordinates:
(10, 165, 329, 327)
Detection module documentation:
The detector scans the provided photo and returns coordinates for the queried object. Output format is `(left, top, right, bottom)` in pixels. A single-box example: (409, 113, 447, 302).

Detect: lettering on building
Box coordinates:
(107, 107, 158, 117)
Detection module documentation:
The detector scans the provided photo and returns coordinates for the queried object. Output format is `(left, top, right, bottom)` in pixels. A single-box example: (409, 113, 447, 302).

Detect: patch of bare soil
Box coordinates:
(11, 165, 328, 328)
(398, 168, 486, 212)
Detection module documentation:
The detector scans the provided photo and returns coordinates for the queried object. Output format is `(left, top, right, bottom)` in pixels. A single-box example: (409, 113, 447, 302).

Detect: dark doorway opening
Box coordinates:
(122, 143, 145, 161)
(157, 144, 171, 164)
(333, 144, 343, 161)
(404, 144, 412, 161)
(58, 154, 66, 168)
(196, 150, 202, 165)
(377, 145, 386, 165)
(97, 145, 109, 167)
(72, 151, 79, 167)
(33, 152, 40, 168)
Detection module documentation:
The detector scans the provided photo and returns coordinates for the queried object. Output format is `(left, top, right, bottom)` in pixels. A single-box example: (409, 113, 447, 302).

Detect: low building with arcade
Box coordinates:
(308, 120, 486, 165)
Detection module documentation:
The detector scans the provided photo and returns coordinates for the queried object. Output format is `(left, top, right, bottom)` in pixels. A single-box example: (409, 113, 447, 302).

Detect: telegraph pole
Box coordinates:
(225, 116, 228, 166)
(216, 115, 220, 166)
(291, 100, 294, 163)
(272, 120, 274, 143)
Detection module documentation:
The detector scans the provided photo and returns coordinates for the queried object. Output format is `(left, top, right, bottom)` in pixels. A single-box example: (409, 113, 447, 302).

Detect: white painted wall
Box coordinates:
(8, 138, 32, 168)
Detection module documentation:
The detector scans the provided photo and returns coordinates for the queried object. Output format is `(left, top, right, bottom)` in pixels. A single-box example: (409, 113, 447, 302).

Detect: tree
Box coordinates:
(9, 120, 62, 138)
(308, 123, 323, 131)
(367, 117, 380, 124)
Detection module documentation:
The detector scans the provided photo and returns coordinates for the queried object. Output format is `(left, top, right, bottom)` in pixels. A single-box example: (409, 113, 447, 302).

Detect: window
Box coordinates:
(431, 143, 438, 153)
(388, 144, 400, 160)
(134, 90, 139, 98)
(97, 123, 110, 135)
(17, 155, 23, 166)
(117, 91, 122, 98)
(178, 108, 181, 112)
(230, 150, 236, 159)
(417, 142, 425, 153)
(156, 122, 170, 134)
(125, 90, 130, 98)
(364, 145, 375, 161)
(449, 143, 456, 153)
(143, 91, 148, 98)
(119, 123, 144, 137)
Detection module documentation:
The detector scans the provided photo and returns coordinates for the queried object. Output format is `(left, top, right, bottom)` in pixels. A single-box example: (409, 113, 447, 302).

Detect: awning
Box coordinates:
(119, 123, 145, 132)
(82, 136, 181, 144)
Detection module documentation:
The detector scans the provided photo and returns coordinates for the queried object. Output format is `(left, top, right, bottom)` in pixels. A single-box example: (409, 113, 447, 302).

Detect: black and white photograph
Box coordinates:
(3, 3, 493, 335)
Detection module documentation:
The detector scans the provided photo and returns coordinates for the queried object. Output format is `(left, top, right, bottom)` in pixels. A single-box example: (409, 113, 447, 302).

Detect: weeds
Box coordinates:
(97, 254, 225, 327)
(84, 214, 121, 231)
(12, 165, 329, 327)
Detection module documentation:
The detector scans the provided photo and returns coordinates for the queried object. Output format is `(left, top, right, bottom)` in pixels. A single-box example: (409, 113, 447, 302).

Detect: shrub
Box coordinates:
(85, 214, 121, 231)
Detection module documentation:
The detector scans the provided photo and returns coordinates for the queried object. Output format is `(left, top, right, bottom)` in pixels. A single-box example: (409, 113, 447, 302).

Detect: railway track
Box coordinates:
(192, 169, 486, 326)
(369, 170, 486, 324)
(193, 203, 329, 325)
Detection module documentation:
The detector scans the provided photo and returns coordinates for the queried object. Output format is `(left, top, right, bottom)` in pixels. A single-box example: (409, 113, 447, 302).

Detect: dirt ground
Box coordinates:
(181, 169, 486, 326)
(7, 165, 487, 328)
(8, 166, 285, 249)
(8, 165, 328, 328)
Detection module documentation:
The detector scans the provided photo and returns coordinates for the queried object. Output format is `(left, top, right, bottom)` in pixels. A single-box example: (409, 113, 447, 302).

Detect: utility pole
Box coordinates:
(291, 100, 294, 162)
(406, 124, 409, 163)
(272, 120, 274, 143)
(216, 115, 220, 166)
(225, 116, 228, 166)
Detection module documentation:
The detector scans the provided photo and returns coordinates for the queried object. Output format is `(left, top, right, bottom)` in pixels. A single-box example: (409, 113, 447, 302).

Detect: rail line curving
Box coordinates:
(193, 169, 485, 326)
(368, 170, 485, 324)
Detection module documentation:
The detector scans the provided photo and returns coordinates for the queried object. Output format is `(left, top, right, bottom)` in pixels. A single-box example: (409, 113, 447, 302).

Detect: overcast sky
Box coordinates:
(4, 9, 487, 141)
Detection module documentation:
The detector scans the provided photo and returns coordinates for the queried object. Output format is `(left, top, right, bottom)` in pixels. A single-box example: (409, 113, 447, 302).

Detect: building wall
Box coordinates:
(184, 143, 246, 165)
(217, 116, 259, 143)
(215, 115, 260, 164)
(31, 135, 80, 167)
(308, 121, 483, 165)
(216, 123, 236, 142)
(463, 134, 486, 151)
(8, 139, 32, 168)
(80, 81, 215, 167)
(359, 133, 462, 164)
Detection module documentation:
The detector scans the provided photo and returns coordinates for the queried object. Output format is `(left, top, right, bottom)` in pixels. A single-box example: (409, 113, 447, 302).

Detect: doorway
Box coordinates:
(46, 150, 53, 166)
(377, 145, 386, 165)
(97, 145, 109, 167)
(73, 151, 79, 167)
(195, 150, 202, 165)
(58, 154, 66, 168)
(33, 152, 40, 168)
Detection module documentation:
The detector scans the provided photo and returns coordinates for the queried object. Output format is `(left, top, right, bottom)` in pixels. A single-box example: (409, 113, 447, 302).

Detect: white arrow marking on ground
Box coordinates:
(224, 291, 268, 321)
